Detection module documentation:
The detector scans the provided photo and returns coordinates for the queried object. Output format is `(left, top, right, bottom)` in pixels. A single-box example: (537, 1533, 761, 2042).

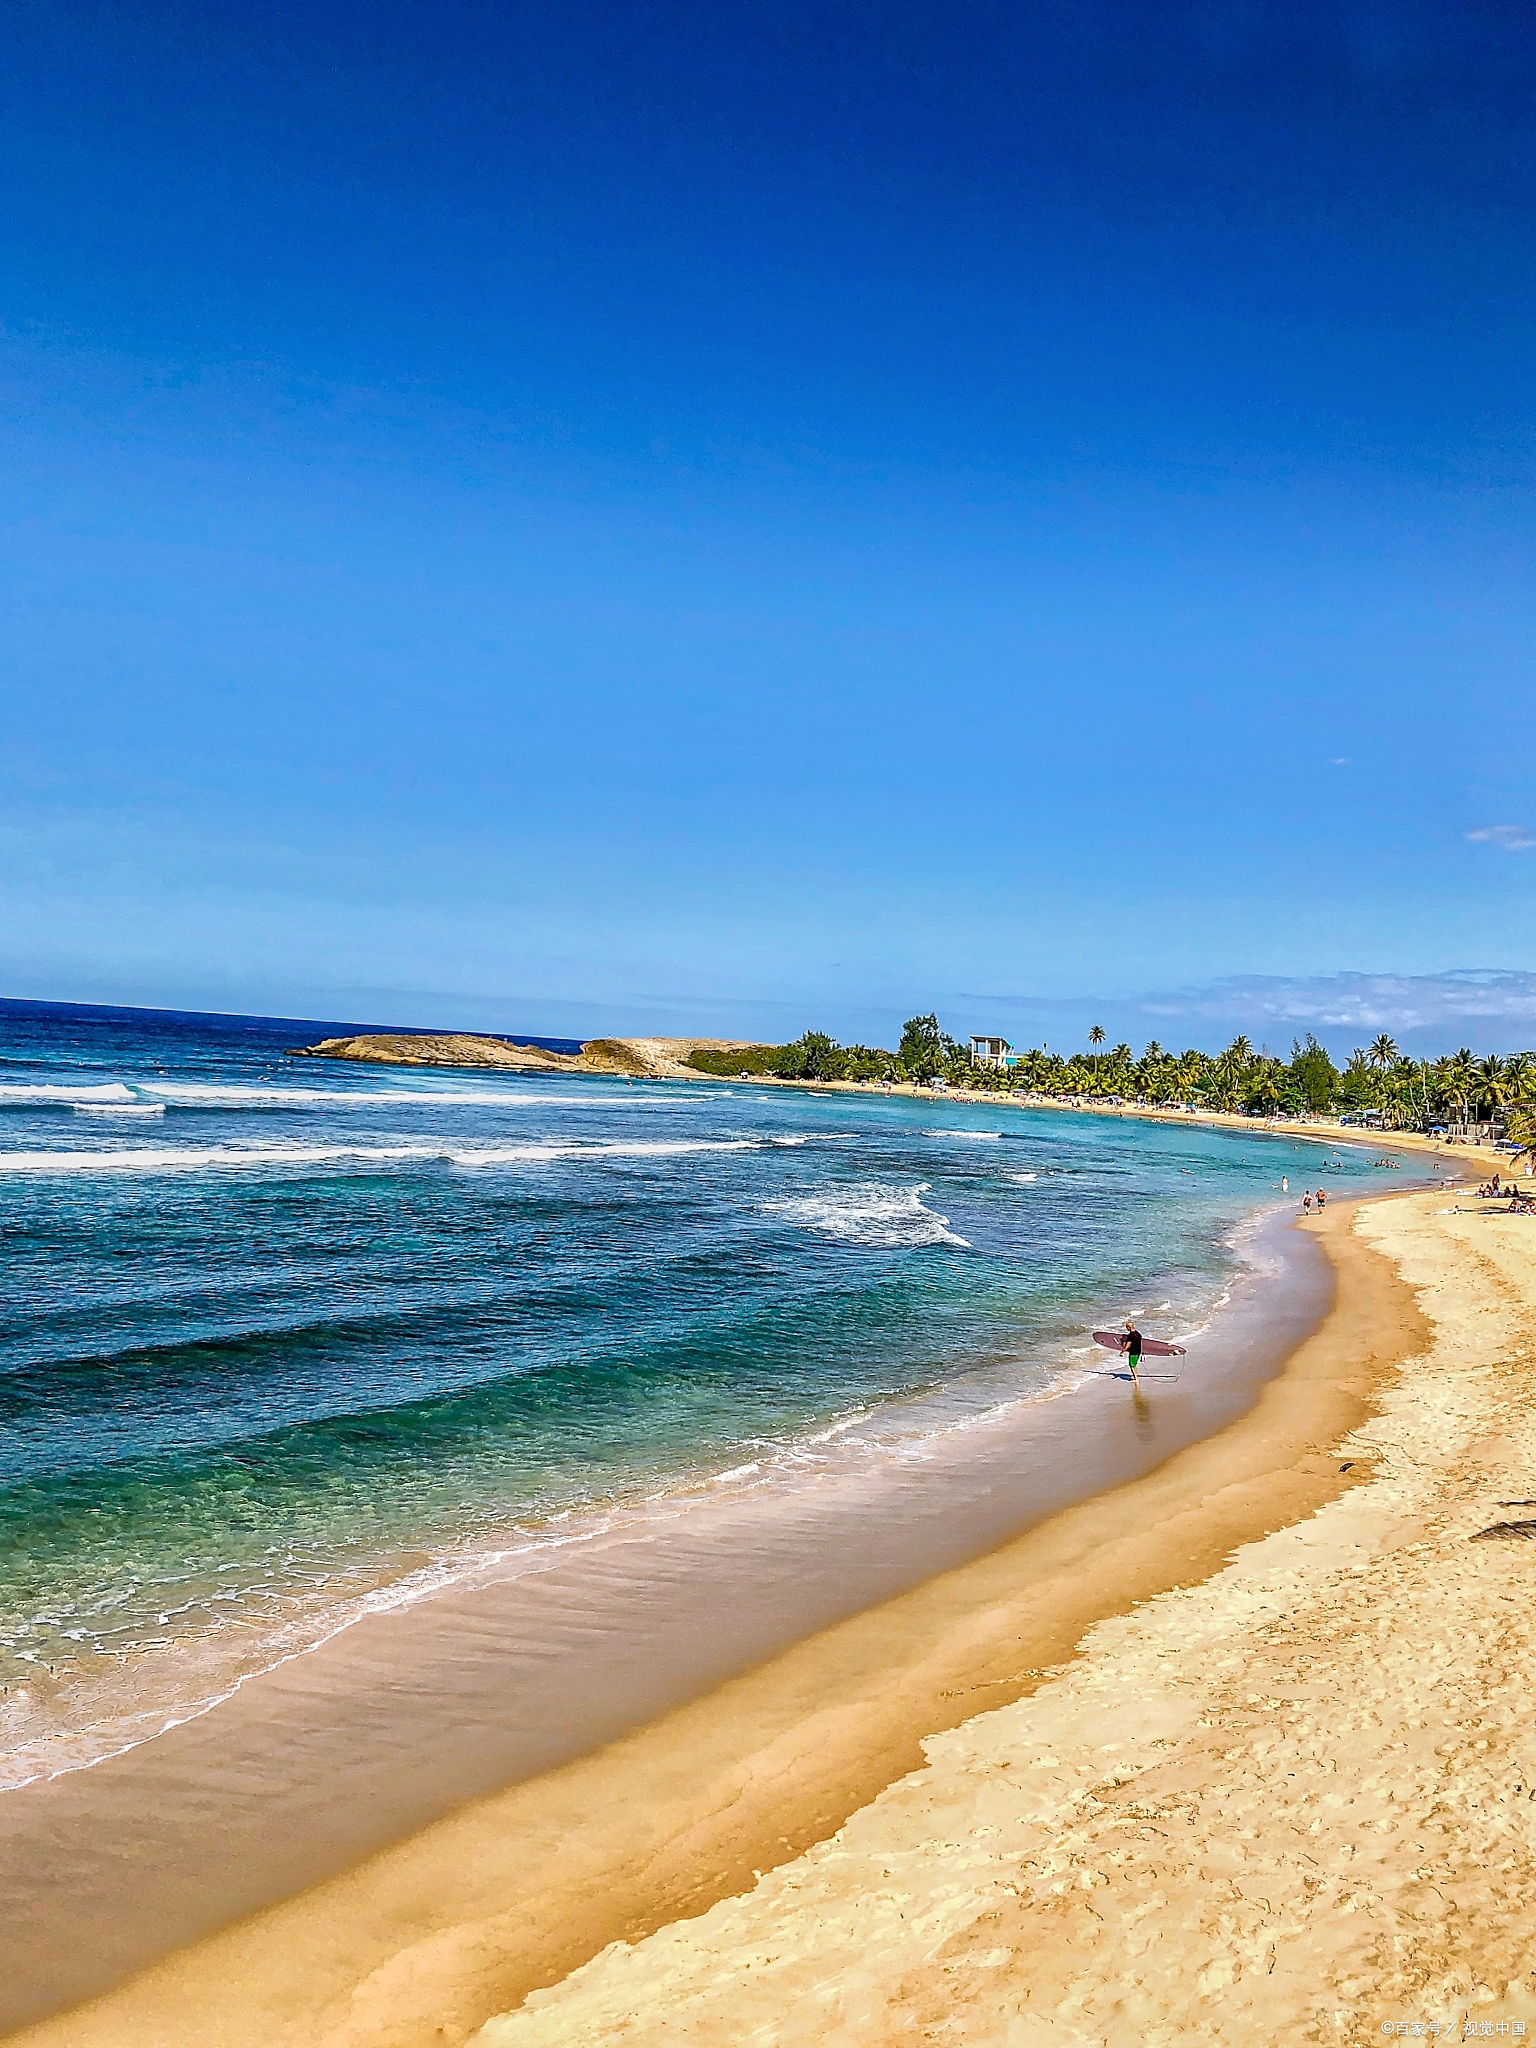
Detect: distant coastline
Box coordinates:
(7, 996, 1526, 1154)
(295, 1028, 1521, 1173)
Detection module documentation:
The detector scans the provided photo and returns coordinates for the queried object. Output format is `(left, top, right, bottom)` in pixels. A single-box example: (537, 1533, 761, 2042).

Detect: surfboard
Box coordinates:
(1092, 1329, 1186, 1357)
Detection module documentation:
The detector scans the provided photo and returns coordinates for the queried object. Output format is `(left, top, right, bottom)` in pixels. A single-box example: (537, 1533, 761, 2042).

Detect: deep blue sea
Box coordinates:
(0, 1001, 1404, 1786)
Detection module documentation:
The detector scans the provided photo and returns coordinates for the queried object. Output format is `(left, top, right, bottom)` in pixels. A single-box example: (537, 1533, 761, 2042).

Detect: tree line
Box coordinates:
(687, 1016, 1536, 1138)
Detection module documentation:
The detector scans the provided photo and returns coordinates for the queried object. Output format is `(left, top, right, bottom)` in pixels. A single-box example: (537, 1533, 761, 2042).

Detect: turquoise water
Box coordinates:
(0, 1003, 1403, 1783)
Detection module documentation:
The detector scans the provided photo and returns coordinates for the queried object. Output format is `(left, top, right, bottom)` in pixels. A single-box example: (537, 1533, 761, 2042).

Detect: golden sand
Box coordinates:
(475, 1190, 1536, 2046)
(13, 1181, 1469, 2048)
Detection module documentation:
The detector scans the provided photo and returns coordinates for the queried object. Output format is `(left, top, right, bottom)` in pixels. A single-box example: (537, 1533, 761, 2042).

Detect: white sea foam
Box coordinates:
(145, 1083, 521, 1107)
(0, 1144, 443, 1176)
(0, 1136, 773, 1176)
(451, 1139, 762, 1167)
(0, 1083, 140, 1105)
(803, 1411, 871, 1444)
(1011, 1171, 1038, 1182)
(927, 1129, 1002, 1140)
(140, 1083, 719, 1109)
(72, 1103, 166, 1118)
(765, 1182, 970, 1248)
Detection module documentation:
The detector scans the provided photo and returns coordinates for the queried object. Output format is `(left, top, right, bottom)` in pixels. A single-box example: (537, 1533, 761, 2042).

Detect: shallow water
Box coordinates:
(0, 1202, 1338, 2030)
(0, 1002, 1407, 1798)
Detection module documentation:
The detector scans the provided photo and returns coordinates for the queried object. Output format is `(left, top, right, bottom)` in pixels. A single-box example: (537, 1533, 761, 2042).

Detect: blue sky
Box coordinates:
(4, 1, 1536, 1053)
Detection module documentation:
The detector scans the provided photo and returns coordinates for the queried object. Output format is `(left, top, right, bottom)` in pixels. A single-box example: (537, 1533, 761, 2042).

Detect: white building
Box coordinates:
(969, 1034, 1012, 1069)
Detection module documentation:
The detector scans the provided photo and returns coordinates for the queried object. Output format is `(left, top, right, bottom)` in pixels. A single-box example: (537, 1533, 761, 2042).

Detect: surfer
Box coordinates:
(1123, 1318, 1144, 1376)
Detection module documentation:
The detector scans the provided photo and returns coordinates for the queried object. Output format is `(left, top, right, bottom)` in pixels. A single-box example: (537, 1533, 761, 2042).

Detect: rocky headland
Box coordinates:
(292, 1033, 750, 1080)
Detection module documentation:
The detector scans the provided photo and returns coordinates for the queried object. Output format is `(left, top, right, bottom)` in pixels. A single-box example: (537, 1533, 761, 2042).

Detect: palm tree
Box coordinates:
(1475, 1054, 1507, 1123)
(1380, 1068, 1412, 1130)
(1439, 1049, 1477, 1126)
(1368, 1033, 1398, 1071)
(1088, 1025, 1105, 1060)
(1395, 1055, 1431, 1128)
(1247, 1065, 1283, 1117)
(1205, 1069, 1238, 1112)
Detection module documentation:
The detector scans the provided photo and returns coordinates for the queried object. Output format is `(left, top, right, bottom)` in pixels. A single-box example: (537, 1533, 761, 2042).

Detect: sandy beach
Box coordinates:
(471, 1181, 1536, 2047)
(15, 1158, 1530, 2045)
(16, 5, 1528, 2039)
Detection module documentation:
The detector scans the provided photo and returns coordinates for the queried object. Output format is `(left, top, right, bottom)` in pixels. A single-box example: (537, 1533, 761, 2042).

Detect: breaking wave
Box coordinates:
(141, 1084, 721, 1109)
(0, 1080, 723, 1112)
(765, 1181, 970, 1248)
(0, 1137, 781, 1177)
(0, 1083, 141, 1106)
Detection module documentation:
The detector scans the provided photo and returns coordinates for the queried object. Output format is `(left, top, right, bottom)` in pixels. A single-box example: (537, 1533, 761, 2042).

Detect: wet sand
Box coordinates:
(3, 1191, 1430, 2048)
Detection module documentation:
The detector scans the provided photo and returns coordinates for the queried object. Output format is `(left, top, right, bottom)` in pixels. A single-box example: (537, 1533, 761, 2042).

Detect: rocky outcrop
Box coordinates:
(579, 1038, 751, 1078)
(292, 1033, 750, 1080)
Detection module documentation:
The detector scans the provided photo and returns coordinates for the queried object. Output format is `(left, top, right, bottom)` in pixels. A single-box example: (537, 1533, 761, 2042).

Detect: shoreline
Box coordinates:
(5, 1189, 1433, 2048)
(717, 1072, 1518, 1172)
(0, 1181, 1315, 1805)
(302, 1034, 1522, 1179)
(478, 1180, 1536, 2045)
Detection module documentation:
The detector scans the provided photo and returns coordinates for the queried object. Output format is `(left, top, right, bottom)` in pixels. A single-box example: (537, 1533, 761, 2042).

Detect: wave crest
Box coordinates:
(0, 1137, 769, 1176)
(0, 1083, 139, 1105)
(766, 1182, 969, 1248)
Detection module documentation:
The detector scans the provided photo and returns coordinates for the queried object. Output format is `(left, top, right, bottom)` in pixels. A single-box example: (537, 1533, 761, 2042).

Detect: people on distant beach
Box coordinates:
(1316, 1187, 1327, 1210)
(1302, 1191, 1312, 1214)
(1281, 1176, 1288, 1192)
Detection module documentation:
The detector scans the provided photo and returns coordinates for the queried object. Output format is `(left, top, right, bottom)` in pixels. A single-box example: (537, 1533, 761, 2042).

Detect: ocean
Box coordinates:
(0, 1000, 1409, 1807)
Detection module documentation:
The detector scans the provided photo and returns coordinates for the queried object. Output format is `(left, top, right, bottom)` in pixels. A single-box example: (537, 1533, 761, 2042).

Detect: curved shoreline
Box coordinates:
(478, 1183, 1536, 2046)
(0, 1177, 1311, 1805)
(294, 1034, 1523, 1181)
(5, 1194, 1430, 2048)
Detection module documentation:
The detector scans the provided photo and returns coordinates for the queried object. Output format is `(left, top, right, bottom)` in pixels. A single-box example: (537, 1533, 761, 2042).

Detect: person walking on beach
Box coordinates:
(1316, 1187, 1327, 1210)
(1122, 1318, 1144, 1377)
(1302, 1190, 1313, 1214)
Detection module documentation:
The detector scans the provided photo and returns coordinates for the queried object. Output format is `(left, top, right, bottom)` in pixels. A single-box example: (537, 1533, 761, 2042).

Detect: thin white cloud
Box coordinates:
(1467, 824, 1536, 851)
(942, 969, 1536, 1057)
(1140, 970, 1536, 1036)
